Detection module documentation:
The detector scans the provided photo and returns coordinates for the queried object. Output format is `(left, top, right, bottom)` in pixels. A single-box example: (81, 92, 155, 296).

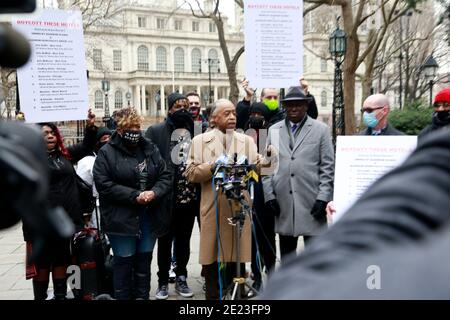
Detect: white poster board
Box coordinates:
(244, 0, 303, 89)
(332, 136, 417, 223)
(13, 10, 88, 123)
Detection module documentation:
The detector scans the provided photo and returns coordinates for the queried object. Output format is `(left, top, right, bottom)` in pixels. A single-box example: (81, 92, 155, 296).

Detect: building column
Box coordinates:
(214, 86, 218, 102)
(141, 85, 146, 115)
(148, 87, 155, 117)
(134, 85, 141, 115)
(226, 87, 230, 100)
(179, 85, 183, 94)
(197, 85, 201, 95)
(160, 84, 166, 117)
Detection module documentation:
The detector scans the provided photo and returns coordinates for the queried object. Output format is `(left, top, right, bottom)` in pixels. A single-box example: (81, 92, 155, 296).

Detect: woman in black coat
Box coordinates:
(25, 114, 97, 300)
(93, 107, 172, 300)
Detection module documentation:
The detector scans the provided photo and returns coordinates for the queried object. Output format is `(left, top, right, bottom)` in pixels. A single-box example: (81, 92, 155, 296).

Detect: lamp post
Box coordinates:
(421, 55, 439, 107)
(102, 79, 111, 127)
(200, 58, 220, 103)
(154, 91, 161, 117)
(329, 17, 347, 146)
(126, 91, 131, 106)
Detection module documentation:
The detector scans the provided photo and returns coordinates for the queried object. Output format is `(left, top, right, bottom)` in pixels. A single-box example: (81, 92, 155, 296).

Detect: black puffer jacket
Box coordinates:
(93, 132, 172, 237)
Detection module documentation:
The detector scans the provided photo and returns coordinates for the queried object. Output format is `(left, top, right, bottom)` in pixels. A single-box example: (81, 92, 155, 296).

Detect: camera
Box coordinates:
(1, 0, 74, 244)
(0, 1, 36, 13)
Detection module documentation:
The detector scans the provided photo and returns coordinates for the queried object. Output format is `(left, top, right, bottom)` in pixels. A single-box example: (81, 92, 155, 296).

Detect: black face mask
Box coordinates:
(249, 116, 265, 129)
(432, 111, 450, 127)
(96, 141, 108, 151)
(122, 130, 141, 146)
(169, 109, 194, 131)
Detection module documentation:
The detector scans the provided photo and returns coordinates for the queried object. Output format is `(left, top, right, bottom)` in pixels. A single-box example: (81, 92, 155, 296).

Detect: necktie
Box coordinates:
(291, 124, 298, 134)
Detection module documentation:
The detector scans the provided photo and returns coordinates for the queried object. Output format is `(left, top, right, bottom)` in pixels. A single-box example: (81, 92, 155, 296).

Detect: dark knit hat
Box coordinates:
(434, 88, 450, 104)
(96, 127, 112, 141)
(167, 92, 187, 110)
(249, 102, 270, 119)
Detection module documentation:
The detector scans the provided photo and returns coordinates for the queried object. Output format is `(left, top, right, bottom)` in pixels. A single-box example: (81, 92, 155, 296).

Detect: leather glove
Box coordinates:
(266, 199, 281, 217)
(310, 200, 328, 221)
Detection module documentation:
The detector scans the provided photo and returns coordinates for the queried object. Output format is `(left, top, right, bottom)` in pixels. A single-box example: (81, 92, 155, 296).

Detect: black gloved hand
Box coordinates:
(266, 199, 281, 217)
(310, 200, 327, 221)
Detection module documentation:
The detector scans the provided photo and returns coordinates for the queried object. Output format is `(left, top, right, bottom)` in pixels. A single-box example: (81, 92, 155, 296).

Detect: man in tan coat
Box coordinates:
(185, 99, 261, 299)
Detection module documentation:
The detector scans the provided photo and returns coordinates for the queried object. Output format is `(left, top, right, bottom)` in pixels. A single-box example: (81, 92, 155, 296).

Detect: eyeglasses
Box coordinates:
(264, 96, 278, 100)
(361, 106, 384, 113)
(433, 102, 450, 109)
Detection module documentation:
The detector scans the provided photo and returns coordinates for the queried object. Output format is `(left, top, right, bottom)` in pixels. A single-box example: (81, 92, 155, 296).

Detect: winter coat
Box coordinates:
(93, 132, 172, 237)
(358, 123, 405, 136)
(262, 117, 334, 236)
(185, 129, 260, 265)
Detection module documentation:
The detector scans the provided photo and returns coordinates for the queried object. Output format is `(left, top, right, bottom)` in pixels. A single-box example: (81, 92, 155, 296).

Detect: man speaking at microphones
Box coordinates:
(185, 99, 270, 299)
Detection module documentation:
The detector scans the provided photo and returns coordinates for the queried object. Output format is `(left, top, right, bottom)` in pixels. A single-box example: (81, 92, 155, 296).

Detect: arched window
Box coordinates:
(174, 47, 185, 72)
(137, 45, 149, 70)
(95, 90, 103, 109)
(191, 48, 201, 72)
(115, 90, 123, 109)
(156, 46, 167, 71)
(321, 90, 327, 108)
(208, 49, 220, 73)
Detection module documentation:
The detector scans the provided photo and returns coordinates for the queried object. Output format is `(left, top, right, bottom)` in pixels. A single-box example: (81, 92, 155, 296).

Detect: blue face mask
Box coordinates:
(363, 111, 379, 128)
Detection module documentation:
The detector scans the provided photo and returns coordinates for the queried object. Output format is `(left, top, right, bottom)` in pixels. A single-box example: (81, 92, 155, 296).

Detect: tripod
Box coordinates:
(221, 187, 259, 300)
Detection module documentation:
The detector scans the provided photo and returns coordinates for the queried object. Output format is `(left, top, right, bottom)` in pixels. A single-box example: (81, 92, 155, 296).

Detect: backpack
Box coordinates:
(75, 174, 96, 214)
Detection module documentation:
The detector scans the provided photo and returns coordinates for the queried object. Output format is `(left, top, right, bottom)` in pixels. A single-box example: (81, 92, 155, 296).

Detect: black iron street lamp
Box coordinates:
(329, 17, 347, 146)
(126, 91, 132, 106)
(421, 55, 439, 107)
(199, 58, 220, 103)
(101, 79, 111, 127)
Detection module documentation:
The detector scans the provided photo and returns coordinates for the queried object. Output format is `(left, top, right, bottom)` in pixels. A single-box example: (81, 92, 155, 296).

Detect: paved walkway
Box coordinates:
(0, 222, 206, 300)
(0, 221, 304, 300)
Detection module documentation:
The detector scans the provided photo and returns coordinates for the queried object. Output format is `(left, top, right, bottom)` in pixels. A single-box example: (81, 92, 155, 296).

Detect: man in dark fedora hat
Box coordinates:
(262, 86, 334, 262)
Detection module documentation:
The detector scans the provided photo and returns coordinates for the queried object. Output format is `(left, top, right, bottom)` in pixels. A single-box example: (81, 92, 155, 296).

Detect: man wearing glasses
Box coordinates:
(236, 79, 284, 130)
(419, 88, 450, 140)
(186, 91, 208, 133)
(359, 94, 404, 136)
(262, 86, 334, 261)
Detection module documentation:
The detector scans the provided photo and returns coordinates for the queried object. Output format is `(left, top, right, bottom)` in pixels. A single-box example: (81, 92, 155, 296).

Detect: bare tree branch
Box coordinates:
(304, 3, 323, 16)
(213, 0, 220, 15)
(231, 46, 245, 66)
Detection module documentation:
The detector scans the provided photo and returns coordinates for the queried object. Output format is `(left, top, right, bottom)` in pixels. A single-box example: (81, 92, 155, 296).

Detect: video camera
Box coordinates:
(1, 0, 75, 248)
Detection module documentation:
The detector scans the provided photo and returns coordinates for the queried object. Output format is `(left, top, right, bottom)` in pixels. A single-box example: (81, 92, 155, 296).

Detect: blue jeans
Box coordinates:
(108, 212, 156, 257)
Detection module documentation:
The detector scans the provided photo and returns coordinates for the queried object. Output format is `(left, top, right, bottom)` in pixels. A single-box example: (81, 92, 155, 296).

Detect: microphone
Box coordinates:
(236, 154, 248, 165)
(213, 154, 230, 191)
(0, 25, 31, 68)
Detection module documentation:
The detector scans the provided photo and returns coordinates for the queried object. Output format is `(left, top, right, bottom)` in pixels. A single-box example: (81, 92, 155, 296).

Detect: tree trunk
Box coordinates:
(214, 16, 241, 105)
(227, 65, 240, 105)
(342, 3, 357, 134)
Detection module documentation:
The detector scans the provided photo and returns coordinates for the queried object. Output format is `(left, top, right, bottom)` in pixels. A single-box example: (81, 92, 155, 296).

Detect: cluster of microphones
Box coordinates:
(213, 153, 259, 200)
